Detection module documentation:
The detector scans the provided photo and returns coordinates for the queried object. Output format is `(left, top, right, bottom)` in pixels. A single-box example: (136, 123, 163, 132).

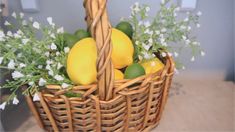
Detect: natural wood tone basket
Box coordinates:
(25, 0, 175, 131)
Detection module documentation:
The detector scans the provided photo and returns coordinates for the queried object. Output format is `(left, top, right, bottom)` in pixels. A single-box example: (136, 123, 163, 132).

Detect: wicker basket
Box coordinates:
(25, 0, 175, 131)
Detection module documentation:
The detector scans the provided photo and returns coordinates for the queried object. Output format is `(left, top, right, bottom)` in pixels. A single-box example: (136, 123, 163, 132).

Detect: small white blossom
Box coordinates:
(0, 102, 7, 110)
(184, 18, 189, 22)
(50, 33, 56, 38)
(174, 52, 179, 57)
(161, 0, 165, 4)
(17, 53, 22, 58)
(12, 71, 24, 79)
(4, 21, 11, 26)
(144, 21, 151, 27)
(143, 52, 152, 59)
(186, 12, 190, 15)
(22, 20, 27, 25)
(155, 30, 160, 35)
(197, 11, 202, 16)
(33, 22, 40, 29)
(161, 28, 167, 32)
(138, 21, 143, 26)
(45, 52, 50, 57)
(174, 7, 180, 12)
(57, 63, 63, 70)
(8, 60, 15, 69)
(182, 35, 186, 40)
(145, 6, 150, 12)
(38, 78, 46, 86)
(12, 12, 17, 18)
(148, 38, 153, 44)
(196, 24, 201, 28)
(0, 31, 5, 39)
(0, 57, 3, 64)
(161, 52, 167, 57)
(20, 12, 24, 18)
(61, 83, 70, 89)
(37, 65, 43, 69)
(28, 81, 34, 86)
(138, 55, 143, 61)
(33, 93, 40, 101)
(185, 39, 191, 45)
(19, 63, 26, 68)
(187, 26, 191, 31)
(54, 75, 64, 81)
(57, 27, 64, 34)
(182, 66, 186, 70)
(162, 42, 167, 46)
(46, 60, 53, 65)
(201, 51, 205, 56)
(22, 39, 29, 45)
(48, 70, 54, 76)
(29, 17, 33, 21)
(180, 25, 186, 30)
(14, 33, 21, 38)
(64, 47, 70, 53)
(174, 13, 177, 17)
(7, 31, 13, 37)
(143, 44, 151, 50)
(191, 56, 195, 62)
(13, 97, 19, 105)
(47, 17, 53, 25)
(56, 52, 60, 56)
(50, 43, 57, 50)
(46, 65, 51, 70)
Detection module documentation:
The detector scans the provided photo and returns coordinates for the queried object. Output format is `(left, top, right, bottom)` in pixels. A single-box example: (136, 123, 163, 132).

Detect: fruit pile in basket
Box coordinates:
(65, 22, 164, 85)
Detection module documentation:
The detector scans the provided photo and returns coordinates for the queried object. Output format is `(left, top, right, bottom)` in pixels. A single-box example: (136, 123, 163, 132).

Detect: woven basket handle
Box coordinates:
(83, 0, 114, 101)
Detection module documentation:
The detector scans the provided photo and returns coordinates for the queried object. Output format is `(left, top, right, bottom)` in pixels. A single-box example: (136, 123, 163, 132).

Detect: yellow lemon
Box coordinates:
(114, 69, 124, 80)
(111, 28, 134, 69)
(140, 58, 164, 75)
(67, 38, 97, 85)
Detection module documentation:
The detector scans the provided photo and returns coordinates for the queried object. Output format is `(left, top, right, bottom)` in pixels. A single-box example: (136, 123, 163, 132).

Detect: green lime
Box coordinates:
(116, 21, 133, 39)
(124, 63, 145, 79)
(63, 33, 79, 48)
(74, 29, 91, 41)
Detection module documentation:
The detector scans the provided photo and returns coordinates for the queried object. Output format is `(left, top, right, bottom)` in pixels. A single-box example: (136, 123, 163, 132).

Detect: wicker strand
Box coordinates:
(143, 83, 154, 128)
(90, 95, 102, 131)
(84, 0, 114, 101)
(38, 93, 59, 131)
(125, 96, 131, 131)
(60, 95, 73, 131)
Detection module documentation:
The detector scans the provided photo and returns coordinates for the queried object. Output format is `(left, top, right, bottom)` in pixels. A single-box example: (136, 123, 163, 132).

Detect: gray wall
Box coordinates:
(6, 0, 235, 80)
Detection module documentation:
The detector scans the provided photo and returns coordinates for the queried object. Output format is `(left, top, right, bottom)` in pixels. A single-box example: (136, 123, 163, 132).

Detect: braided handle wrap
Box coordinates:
(83, 0, 114, 101)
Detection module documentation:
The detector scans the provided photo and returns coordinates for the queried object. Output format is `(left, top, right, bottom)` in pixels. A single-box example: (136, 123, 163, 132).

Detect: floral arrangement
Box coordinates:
(0, 0, 204, 110)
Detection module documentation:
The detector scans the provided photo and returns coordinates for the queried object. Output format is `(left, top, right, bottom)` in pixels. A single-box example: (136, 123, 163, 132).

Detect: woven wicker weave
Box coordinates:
(25, 0, 175, 131)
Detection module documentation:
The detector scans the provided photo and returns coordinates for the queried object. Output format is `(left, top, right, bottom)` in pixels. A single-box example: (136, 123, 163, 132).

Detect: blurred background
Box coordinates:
(0, 0, 234, 131)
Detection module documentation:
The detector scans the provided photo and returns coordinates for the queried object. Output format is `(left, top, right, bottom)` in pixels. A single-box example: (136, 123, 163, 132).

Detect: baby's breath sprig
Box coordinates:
(126, 0, 204, 69)
(0, 13, 71, 109)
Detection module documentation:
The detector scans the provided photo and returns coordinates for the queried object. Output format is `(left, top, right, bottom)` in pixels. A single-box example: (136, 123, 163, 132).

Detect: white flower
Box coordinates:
(22, 20, 27, 25)
(17, 53, 22, 57)
(143, 44, 151, 50)
(155, 30, 160, 35)
(28, 81, 34, 86)
(13, 97, 19, 105)
(162, 42, 167, 46)
(38, 78, 46, 86)
(54, 75, 64, 81)
(22, 39, 29, 45)
(46, 60, 53, 65)
(7, 31, 13, 37)
(64, 47, 70, 53)
(0, 57, 3, 64)
(174, 68, 179, 74)
(33, 22, 40, 29)
(61, 83, 70, 89)
(29, 17, 33, 21)
(196, 24, 201, 28)
(191, 56, 195, 62)
(56, 52, 60, 56)
(8, 60, 15, 69)
(0, 102, 7, 110)
(0, 30, 5, 38)
(145, 7, 150, 12)
(148, 38, 153, 44)
(48, 70, 54, 76)
(138, 55, 143, 61)
(161, 0, 165, 4)
(57, 63, 63, 70)
(174, 7, 180, 12)
(174, 13, 177, 17)
(19, 63, 26, 68)
(187, 26, 191, 31)
(46, 65, 51, 70)
(186, 12, 190, 15)
(47, 17, 53, 25)
(182, 35, 187, 40)
(37, 65, 43, 69)
(180, 25, 186, 30)
(50, 43, 57, 50)
(161, 28, 167, 33)
(174, 52, 179, 57)
(201, 51, 205, 56)
(197, 11, 202, 16)
(184, 18, 189, 22)
(138, 21, 143, 26)
(144, 29, 150, 34)
(185, 39, 191, 45)
(161, 52, 167, 57)
(4, 21, 11, 26)
(12, 12, 17, 18)
(50, 33, 56, 38)
(182, 66, 186, 70)
(144, 21, 151, 27)
(45, 52, 50, 57)
(12, 71, 24, 79)
(57, 27, 64, 34)
(20, 12, 24, 18)
(143, 52, 152, 59)
(33, 93, 40, 101)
